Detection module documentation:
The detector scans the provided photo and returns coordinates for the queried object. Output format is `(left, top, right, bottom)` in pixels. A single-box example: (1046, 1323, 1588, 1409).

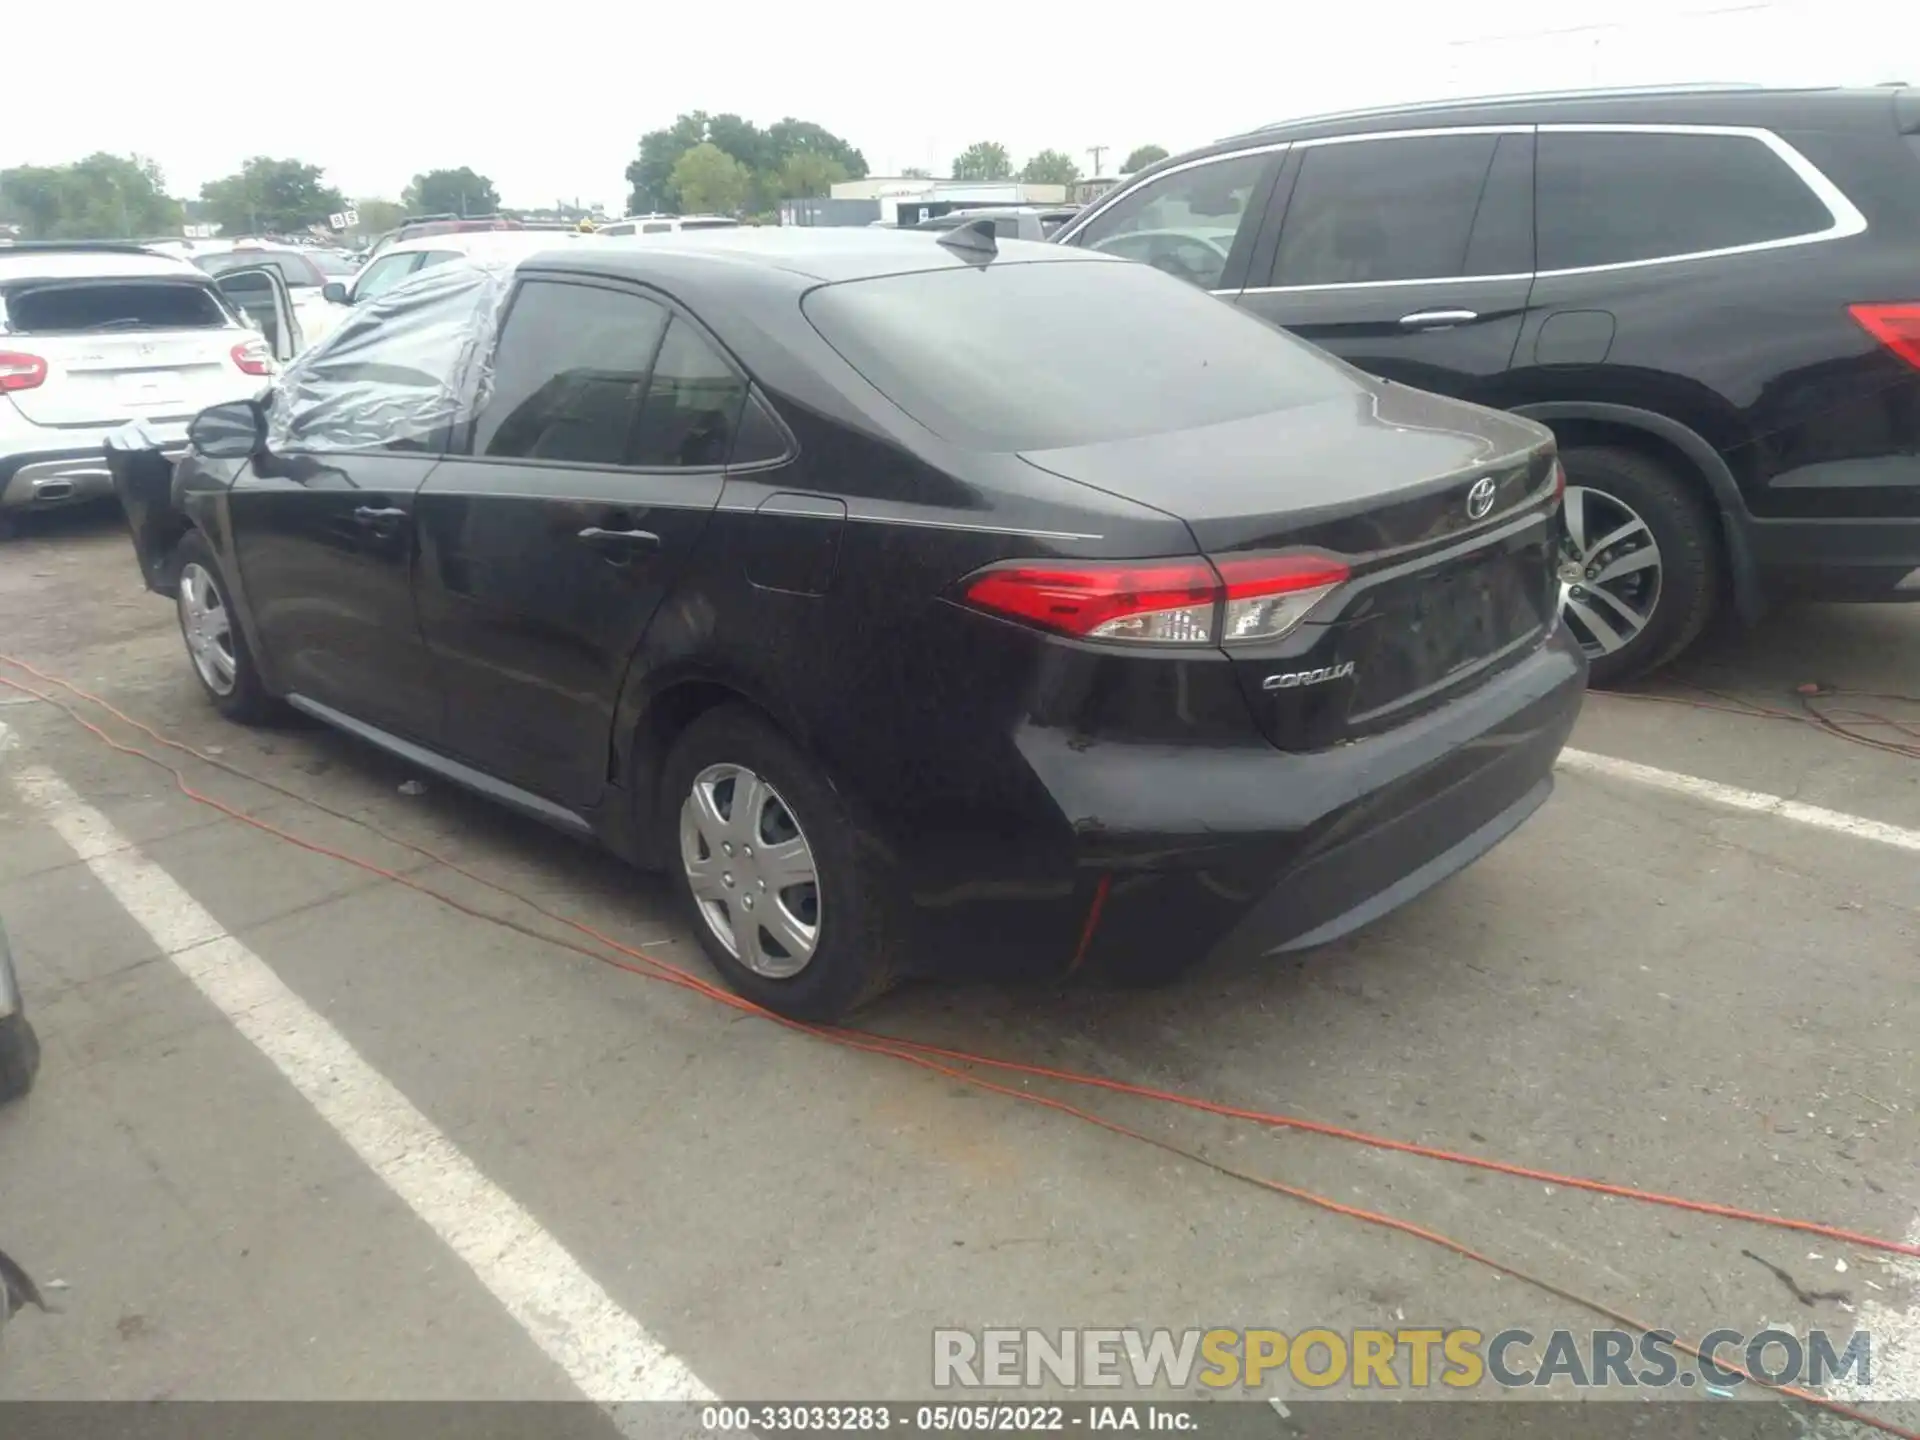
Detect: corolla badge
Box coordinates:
(1465, 476, 1498, 520)
(1262, 661, 1357, 691)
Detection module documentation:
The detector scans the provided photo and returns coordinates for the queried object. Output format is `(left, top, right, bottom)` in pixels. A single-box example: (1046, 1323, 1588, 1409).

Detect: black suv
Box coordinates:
(1055, 84, 1920, 683)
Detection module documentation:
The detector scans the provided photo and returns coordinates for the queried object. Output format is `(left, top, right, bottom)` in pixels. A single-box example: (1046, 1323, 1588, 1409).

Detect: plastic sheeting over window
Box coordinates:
(266, 254, 517, 454)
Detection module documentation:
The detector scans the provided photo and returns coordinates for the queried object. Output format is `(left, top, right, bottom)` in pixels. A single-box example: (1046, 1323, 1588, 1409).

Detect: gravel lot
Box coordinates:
(1, 504, 1915, 1430)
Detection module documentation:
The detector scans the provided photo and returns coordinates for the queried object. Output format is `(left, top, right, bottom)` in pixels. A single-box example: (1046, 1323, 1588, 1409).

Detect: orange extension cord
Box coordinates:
(1, 652, 1914, 1437)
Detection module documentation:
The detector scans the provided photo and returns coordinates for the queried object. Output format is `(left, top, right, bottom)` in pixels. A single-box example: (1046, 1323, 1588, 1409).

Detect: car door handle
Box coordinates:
(1398, 309, 1479, 329)
(352, 505, 407, 533)
(577, 526, 662, 556)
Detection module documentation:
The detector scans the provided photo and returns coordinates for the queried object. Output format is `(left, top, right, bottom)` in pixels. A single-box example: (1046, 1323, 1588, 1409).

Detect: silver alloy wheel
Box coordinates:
(177, 562, 238, 696)
(1558, 485, 1664, 659)
(678, 762, 821, 979)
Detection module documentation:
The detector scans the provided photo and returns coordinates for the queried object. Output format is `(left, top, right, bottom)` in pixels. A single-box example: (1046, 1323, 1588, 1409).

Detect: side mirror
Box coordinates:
(189, 398, 267, 460)
(321, 281, 350, 305)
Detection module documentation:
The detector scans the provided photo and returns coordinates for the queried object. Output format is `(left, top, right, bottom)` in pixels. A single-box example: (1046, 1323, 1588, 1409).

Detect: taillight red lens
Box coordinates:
(960, 552, 1349, 646)
(1549, 456, 1567, 502)
(0, 351, 48, 394)
(962, 559, 1221, 643)
(230, 340, 274, 377)
(1848, 303, 1920, 370)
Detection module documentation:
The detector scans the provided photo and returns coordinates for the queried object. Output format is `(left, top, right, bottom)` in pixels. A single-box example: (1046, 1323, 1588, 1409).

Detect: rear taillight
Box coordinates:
(0, 351, 48, 394)
(960, 552, 1350, 647)
(1848, 303, 1920, 370)
(230, 339, 274, 377)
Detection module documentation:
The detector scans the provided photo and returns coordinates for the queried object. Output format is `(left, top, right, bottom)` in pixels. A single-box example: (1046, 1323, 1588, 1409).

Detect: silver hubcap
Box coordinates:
(1559, 485, 1663, 658)
(178, 562, 238, 696)
(679, 763, 821, 979)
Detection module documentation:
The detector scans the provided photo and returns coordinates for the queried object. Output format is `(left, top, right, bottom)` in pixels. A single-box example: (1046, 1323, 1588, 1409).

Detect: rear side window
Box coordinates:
(678, 219, 739, 231)
(803, 259, 1357, 452)
(475, 279, 669, 464)
(1071, 150, 1271, 290)
(1270, 135, 1501, 287)
(626, 317, 751, 468)
(1536, 130, 1837, 271)
(0, 281, 228, 334)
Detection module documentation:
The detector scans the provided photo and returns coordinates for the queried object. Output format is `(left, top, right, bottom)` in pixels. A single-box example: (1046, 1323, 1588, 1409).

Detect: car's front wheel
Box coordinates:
(660, 706, 899, 1022)
(1557, 446, 1721, 687)
(172, 530, 281, 724)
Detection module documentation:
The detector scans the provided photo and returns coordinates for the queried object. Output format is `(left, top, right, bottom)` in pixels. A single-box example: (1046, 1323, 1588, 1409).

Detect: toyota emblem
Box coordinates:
(1465, 476, 1497, 520)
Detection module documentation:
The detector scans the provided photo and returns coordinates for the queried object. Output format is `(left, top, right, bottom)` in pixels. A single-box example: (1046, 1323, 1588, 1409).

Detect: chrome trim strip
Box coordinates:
(1223, 122, 1865, 296)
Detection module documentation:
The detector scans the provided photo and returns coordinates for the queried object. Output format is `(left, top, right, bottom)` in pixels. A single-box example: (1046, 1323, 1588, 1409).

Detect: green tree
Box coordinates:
(951, 142, 1012, 181)
(671, 143, 752, 216)
(1020, 150, 1082, 186)
(200, 157, 343, 236)
(351, 197, 407, 239)
(776, 151, 849, 199)
(627, 111, 709, 214)
(0, 154, 183, 239)
(1122, 145, 1170, 174)
(403, 167, 500, 217)
(626, 112, 869, 216)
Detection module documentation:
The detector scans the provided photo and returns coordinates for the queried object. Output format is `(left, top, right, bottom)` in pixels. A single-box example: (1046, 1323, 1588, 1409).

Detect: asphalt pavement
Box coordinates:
(0, 504, 1914, 1430)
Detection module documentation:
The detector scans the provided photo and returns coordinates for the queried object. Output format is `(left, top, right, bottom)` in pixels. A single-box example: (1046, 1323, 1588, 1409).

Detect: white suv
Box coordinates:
(595, 213, 741, 236)
(0, 243, 299, 535)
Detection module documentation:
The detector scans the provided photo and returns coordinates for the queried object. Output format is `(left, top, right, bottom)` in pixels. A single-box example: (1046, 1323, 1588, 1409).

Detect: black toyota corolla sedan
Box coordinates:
(108, 225, 1586, 1020)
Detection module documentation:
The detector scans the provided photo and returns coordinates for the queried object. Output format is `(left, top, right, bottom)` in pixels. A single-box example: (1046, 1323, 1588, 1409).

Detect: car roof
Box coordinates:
(1189, 83, 1907, 158)
(0, 247, 207, 282)
(381, 230, 605, 259)
(537, 226, 1108, 287)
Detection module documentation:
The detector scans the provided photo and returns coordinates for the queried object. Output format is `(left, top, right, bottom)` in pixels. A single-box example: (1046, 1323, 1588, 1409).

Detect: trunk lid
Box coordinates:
(0, 279, 250, 427)
(1020, 383, 1565, 750)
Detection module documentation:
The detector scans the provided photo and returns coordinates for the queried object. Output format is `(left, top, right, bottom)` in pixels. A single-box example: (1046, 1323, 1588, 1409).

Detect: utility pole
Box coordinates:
(1087, 145, 1107, 178)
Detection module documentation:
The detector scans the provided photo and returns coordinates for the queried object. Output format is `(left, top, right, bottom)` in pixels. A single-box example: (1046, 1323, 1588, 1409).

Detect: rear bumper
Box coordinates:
(903, 629, 1586, 980)
(2, 429, 188, 513)
(1749, 515, 1920, 602)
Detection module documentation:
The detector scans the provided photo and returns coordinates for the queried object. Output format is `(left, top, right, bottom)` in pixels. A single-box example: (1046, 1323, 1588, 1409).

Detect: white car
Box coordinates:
(595, 213, 740, 236)
(323, 229, 608, 310)
(188, 242, 355, 350)
(0, 242, 298, 534)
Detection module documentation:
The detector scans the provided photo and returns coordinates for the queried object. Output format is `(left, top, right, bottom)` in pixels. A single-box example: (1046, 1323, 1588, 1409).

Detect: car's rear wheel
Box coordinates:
(173, 531, 280, 724)
(1557, 446, 1721, 687)
(660, 706, 899, 1021)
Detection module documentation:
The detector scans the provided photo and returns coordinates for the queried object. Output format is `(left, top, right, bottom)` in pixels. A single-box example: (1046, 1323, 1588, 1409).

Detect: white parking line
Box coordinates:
(1557, 747, 1920, 853)
(2, 731, 715, 1407)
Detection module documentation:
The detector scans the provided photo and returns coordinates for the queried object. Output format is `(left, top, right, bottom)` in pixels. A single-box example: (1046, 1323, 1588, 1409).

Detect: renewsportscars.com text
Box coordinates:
(932, 1327, 1872, 1392)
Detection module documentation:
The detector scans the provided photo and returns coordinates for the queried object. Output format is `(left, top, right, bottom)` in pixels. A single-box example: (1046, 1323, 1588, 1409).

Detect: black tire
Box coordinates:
(0, 511, 18, 542)
(659, 706, 899, 1022)
(171, 529, 283, 725)
(0, 1013, 39, 1103)
(1558, 445, 1721, 688)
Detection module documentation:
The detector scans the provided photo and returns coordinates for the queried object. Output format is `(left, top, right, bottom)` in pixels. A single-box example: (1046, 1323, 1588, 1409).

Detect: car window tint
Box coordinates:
(413, 250, 461, 272)
(354, 253, 421, 301)
(1537, 131, 1836, 271)
(729, 390, 791, 465)
(1462, 132, 1536, 276)
(1270, 135, 1498, 287)
(626, 317, 751, 468)
(642, 222, 672, 234)
(474, 279, 669, 465)
(804, 259, 1356, 452)
(1074, 150, 1269, 289)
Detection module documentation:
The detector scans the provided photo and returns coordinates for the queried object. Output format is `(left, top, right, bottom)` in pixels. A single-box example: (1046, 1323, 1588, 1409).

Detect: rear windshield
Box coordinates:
(0, 280, 229, 335)
(801, 258, 1356, 451)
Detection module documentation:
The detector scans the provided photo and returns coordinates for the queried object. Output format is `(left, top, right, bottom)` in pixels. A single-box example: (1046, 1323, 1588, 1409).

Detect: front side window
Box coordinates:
(1071, 150, 1271, 289)
(1270, 134, 1500, 287)
(271, 259, 500, 454)
(1536, 130, 1838, 271)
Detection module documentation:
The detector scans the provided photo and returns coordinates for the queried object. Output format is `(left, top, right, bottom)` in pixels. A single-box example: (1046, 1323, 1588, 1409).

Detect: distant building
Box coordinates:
(828, 177, 1072, 228)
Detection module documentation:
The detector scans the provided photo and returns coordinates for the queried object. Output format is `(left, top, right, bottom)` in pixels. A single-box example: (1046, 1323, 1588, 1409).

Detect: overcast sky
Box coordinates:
(6, 0, 1912, 211)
